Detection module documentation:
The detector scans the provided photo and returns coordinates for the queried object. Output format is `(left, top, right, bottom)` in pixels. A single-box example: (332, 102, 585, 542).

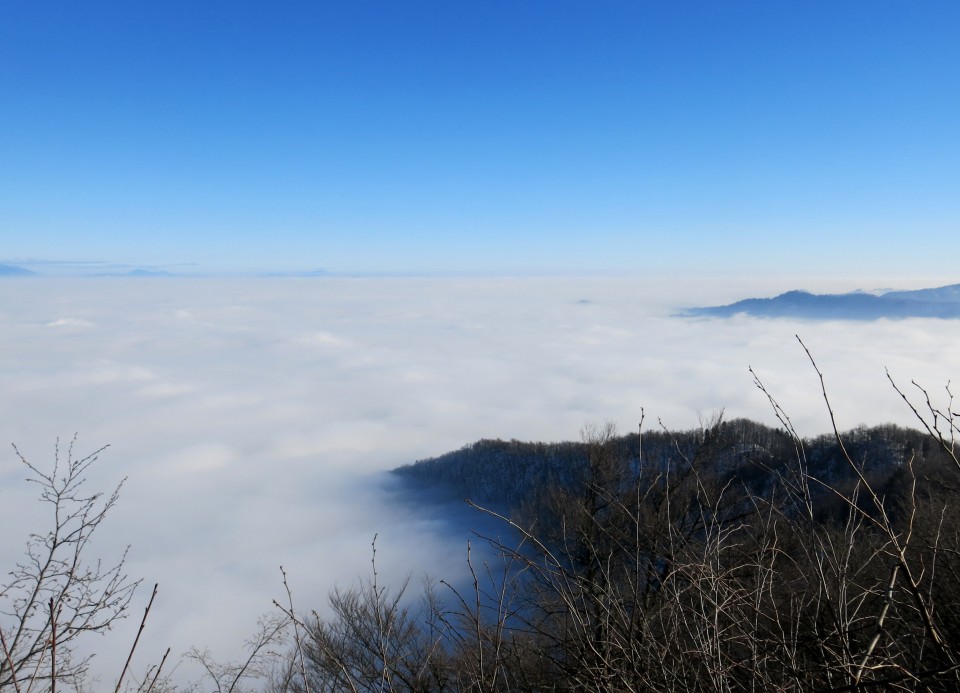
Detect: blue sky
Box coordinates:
(2, 1, 958, 275)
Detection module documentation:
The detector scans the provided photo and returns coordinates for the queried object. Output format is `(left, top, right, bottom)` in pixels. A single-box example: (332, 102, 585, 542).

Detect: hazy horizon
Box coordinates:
(2, 260, 957, 293)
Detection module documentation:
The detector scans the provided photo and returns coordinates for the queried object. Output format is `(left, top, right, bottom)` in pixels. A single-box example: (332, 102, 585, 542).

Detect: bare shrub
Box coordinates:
(278, 342, 960, 692)
(0, 437, 139, 691)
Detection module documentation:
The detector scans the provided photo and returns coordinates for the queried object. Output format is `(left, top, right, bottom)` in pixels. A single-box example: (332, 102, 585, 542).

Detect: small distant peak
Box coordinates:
(128, 268, 175, 277)
(0, 263, 39, 276)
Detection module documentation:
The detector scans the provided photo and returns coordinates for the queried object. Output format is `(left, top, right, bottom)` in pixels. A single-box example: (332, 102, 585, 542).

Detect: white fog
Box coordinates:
(2, 275, 958, 683)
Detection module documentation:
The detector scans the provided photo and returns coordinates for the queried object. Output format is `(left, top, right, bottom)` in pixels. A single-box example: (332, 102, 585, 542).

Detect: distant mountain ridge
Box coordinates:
(684, 283, 960, 319)
(0, 263, 38, 276)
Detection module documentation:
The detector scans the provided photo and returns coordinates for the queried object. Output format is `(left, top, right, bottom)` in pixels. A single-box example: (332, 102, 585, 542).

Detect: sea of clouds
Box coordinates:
(2, 275, 958, 685)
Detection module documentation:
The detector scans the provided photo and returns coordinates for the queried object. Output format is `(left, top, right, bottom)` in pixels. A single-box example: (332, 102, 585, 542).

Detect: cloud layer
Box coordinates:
(2, 276, 959, 684)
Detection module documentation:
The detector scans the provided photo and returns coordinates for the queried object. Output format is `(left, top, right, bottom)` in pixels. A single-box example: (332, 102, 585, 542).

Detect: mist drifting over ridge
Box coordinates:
(2, 274, 959, 682)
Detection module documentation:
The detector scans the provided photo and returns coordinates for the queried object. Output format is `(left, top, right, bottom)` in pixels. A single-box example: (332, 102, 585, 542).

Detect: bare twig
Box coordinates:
(115, 583, 158, 693)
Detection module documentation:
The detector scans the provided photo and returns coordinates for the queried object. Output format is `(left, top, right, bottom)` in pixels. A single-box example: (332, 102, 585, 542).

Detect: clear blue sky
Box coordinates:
(2, 1, 958, 275)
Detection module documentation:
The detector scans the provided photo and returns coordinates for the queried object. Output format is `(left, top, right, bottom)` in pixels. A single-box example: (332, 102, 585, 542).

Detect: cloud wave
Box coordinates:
(1, 276, 958, 684)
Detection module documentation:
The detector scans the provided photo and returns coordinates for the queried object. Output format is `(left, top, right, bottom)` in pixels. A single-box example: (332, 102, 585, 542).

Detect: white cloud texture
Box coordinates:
(2, 275, 959, 684)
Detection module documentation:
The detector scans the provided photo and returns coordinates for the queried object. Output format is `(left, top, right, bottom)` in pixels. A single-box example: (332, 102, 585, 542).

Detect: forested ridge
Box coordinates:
(368, 410, 960, 692)
(392, 418, 939, 517)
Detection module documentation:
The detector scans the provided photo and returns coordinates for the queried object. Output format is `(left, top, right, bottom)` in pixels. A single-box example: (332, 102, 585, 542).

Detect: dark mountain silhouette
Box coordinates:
(683, 283, 960, 319)
(391, 419, 938, 518)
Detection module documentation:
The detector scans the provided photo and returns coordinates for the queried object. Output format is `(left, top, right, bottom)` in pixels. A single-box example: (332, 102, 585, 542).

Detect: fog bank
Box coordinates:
(1, 275, 957, 684)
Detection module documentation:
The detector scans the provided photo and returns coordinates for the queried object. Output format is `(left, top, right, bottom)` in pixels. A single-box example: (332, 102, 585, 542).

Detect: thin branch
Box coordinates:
(115, 583, 158, 693)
